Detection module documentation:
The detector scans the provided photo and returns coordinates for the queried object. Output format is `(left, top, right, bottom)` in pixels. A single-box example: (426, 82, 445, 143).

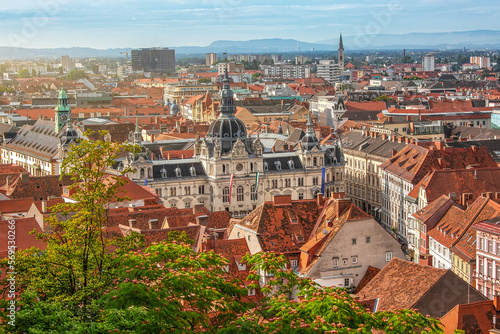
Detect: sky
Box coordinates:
(0, 0, 499, 49)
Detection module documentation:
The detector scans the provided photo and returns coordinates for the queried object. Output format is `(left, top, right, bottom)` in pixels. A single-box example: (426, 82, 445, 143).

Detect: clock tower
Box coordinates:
(55, 87, 71, 134)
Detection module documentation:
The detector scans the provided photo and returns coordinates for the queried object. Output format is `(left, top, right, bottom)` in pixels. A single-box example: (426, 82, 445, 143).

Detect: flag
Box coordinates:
(144, 179, 148, 186)
(229, 174, 234, 204)
(254, 172, 259, 201)
(320, 167, 325, 195)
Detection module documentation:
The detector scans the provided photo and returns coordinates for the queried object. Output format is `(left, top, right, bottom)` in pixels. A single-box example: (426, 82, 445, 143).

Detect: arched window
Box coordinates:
(147, 168, 152, 178)
(223, 165, 226, 174)
(288, 159, 294, 169)
(170, 187, 176, 196)
(140, 168, 145, 178)
(251, 184, 256, 200)
(275, 160, 282, 170)
(237, 185, 244, 202)
(223, 186, 230, 203)
(175, 167, 181, 177)
(189, 166, 196, 176)
(250, 162, 253, 172)
(313, 157, 317, 166)
(184, 186, 191, 195)
(263, 161, 268, 171)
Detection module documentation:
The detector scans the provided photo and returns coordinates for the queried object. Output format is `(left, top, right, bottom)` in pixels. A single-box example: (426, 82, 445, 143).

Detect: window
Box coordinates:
(496, 264, 500, 280)
(288, 159, 294, 169)
(223, 186, 230, 203)
(237, 232, 240, 238)
(342, 258, 348, 265)
(237, 185, 244, 202)
(385, 251, 393, 262)
(285, 179, 291, 187)
(366, 236, 371, 243)
(479, 259, 483, 274)
(185, 201, 191, 209)
(140, 168, 145, 178)
(170, 187, 176, 196)
(352, 256, 358, 264)
(263, 162, 268, 171)
(184, 186, 191, 195)
(272, 180, 278, 188)
(175, 167, 181, 177)
(488, 261, 493, 277)
(248, 235, 251, 241)
(198, 185, 205, 194)
(248, 288, 256, 296)
(189, 166, 196, 176)
(290, 259, 298, 268)
(352, 238, 357, 245)
(313, 157, 317, 166)
(275, 160, 282, 170)
(298, 193, 304, 200)
(313, 177, 319, 185)
(489, 240, 494, 253)
(298, 178, 304, 186)
(344, 278, 350, 287)
(251, 184, 257, 200)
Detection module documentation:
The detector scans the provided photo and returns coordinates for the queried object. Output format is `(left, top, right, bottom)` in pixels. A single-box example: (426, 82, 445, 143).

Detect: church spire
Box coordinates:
(339, 30, 344, 51)
(55, 86, 71, 134)
(338, 30, 345, 70)
(306, 110, 314, 135)
(219, 64, 236, 115)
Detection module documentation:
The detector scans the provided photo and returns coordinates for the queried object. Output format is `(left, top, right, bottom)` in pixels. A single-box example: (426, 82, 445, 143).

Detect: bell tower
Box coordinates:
(55, 87, 71, 134)
(338, 31, 345, 70)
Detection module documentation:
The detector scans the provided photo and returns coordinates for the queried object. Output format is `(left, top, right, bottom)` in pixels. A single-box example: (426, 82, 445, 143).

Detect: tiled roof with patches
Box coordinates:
(427, 206, 468, 249)
(380, 144, 497, 184)
(207, 211, 232, 230)
(452, 197, 500, 261)
(0, 217, 46, 258)
(229, 196, 324, 253)
(0, 198, 36, 214)
(0, 174, 73, 200)
(345, 101, 387, 111)
(357, 258, 447, 312)
(354, 266, 381, 294)
(440, 300, 498, 334)
(204, 238, 251, 277)
(410, 168, 500, 204)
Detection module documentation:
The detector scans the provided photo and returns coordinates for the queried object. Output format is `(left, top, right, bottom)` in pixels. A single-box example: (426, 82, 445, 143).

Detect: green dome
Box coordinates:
(58, 88, 67, 100)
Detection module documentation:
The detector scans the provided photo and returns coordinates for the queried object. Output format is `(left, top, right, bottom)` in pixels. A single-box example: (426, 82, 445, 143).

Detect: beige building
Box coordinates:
(164, 82, 218, 105)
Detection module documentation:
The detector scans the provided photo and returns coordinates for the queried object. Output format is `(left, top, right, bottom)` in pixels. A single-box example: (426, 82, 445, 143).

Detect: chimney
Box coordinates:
(392, 149, 398, 157)
(434, 140, 444, 150)
(193, 203, 206, 215)
(128, 219, 137, 228)
(21, 172, 30, 184)
(382, 133, 388, 140)
(128, 204, 135, 212)
(391, 135, 397, 142)
(336, 198, 351, 217)
(471, 145, 477, 154)
(148, 219, 160, 230)
(5, 175, 10, 187)
(397, 137, 403, 143)
(41, 200, 47, 213)
(406, 115, 411, 121)
(196, 215, 209, 227)
(405, 137, 410, 144)
(167, 152, 170, 160)
(151, 134, 155, 143)
(468, 134, 473, 140)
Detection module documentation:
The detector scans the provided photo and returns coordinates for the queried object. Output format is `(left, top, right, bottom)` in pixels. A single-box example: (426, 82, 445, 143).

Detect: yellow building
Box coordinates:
(164, 82, 218, 105)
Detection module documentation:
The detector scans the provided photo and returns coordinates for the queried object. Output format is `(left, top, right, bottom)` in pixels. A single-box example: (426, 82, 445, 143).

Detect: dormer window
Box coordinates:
(160, 168, 167, 178)
(175, 167, 181, 177)
(189, 166, 196, 176)
(288, 159, 294, 169)
(275, 160, 282, 170)
(263, 161, 268, 171)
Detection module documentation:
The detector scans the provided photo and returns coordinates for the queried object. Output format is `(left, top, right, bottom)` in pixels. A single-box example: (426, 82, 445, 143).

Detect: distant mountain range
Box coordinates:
(0, 30, 499, 59)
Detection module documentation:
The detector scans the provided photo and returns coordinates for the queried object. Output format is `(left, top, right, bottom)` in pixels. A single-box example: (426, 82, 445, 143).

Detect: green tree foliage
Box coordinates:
(0, 86, 15, 95)
(65, 69, 87, 80)
(400, 55, 413, 64)
(17, 69, 31, 78)
(197, 78, 212, 84)
(252, 72, 263, 81)
(59, 66, 64, 76)
(375, 95, 391, 102)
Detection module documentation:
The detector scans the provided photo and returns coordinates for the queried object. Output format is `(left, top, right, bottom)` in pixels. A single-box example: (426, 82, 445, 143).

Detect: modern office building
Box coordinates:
(131, 48, 175, 74)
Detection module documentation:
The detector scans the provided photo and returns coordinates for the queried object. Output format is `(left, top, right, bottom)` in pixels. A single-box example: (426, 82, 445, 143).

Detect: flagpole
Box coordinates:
(229, 174, 234, 204)
(254, 171, 259, 201)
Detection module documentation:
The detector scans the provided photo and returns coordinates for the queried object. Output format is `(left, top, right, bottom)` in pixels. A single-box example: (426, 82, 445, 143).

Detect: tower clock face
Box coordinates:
(236, 163, 243, 171)
(61, 113, 68, 122)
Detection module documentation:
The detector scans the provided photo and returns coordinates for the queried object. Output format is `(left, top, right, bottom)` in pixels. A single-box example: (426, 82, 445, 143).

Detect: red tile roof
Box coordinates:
(357, 258, 447, 312)
(345, 101, 387, 111)
(380, 144, 497, 184)
(0, 217, 46, 258)
(0, 174, 73, 200)
(440, 300, 498, 334)
(354, 266, 381, 294)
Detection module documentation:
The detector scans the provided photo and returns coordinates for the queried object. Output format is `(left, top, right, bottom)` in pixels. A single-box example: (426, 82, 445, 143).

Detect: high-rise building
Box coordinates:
(422, 53, 435, 72)
(317, 60, 340, 84)
(470, 56, 491, 68)
(61, 55, 72, 71)
(131, 48, 175, 74)
(206, 53, 218, 66)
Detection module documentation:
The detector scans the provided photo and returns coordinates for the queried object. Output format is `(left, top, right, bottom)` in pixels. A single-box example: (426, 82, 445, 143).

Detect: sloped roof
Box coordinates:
(357, 258, 447, 312)
(354, 266, 381, 294)
(0, 217, 46, 258)
(440, 300, 497, 334)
